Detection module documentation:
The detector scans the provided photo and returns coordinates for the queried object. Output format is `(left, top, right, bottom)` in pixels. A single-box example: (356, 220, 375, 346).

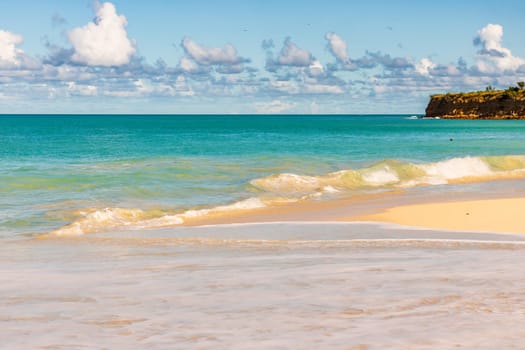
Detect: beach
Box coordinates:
(357, 196, 525, 234)
(2, 115, 525, 348)
(4, 222, 525, 349)
(3, 0, 525, 347)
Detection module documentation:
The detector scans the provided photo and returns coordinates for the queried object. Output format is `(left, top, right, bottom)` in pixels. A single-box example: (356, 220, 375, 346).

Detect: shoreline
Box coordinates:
(44, 177, 525, 238)
(178, 183, 525, 235)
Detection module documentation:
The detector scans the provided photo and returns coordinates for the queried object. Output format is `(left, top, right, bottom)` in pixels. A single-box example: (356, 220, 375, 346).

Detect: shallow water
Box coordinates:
(3, 115, 525, 237)
(2, 223, 525, 349)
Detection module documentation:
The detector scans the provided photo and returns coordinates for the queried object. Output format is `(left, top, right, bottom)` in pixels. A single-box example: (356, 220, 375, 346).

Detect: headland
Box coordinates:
(425, 83, 525, 119)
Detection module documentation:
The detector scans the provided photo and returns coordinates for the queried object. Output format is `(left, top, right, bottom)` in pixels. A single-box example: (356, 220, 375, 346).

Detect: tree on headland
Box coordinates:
(518, 81, 525, 90)
(485, 85, 495, 92)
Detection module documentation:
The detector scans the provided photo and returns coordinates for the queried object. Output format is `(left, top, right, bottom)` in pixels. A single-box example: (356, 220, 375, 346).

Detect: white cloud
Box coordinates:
(255, 99, 296, 113)
(276, 38, 312, 67)
(67, 82, 98, 96)
(174, 76, 195, 96)
(68, 2, 136, 66)
(415, 58, 436, 76)
(135, 79, 176, 96)
(474, 23, 525, 73)
(181, 37, 244, 65)
(372, 85, 389, 94)
(268, 80, 300, 94)
(324, 32, 359, 70)
(308, 60, 324, 77)
(179, 56, 201, 73)
(0, 30, 24, 66)
(325, 32, 349, 63)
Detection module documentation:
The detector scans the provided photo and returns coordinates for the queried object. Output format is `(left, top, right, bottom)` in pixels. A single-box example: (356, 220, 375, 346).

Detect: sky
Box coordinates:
(0, 0, 524, 114)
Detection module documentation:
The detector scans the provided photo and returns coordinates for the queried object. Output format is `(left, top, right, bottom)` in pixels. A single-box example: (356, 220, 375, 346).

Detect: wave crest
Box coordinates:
(48, 197, 281, 237)
(251, 155, 525, 194)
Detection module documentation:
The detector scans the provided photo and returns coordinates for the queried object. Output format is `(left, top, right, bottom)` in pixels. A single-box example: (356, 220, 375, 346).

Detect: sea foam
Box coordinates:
(251, 155, 525, 194)
(49, 197, 275, 236)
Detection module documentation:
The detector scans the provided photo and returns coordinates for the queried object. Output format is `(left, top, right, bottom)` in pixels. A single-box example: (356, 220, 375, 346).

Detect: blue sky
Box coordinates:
(0, 0, 524, 114)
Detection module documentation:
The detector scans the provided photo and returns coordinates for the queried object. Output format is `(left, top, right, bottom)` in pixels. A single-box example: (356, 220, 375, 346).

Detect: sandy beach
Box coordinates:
(355, 197, 525, 234)
(5, 222, 525, 349)
(175, 185, 525, 236)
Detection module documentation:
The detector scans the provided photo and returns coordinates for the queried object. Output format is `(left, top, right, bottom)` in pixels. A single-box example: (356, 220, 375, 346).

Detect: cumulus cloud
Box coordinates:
(6, 17, 525, 111)
(68, 2, 136, 66)
(276, 38, 312, 67)
(308, 60, 324, 77)
(325, 32, 350, 64)
(179, 56, 204, 73)
(415, 58, 436, 76)
(0, 30, 24, 66)
(264, 38, 314, 72)
(474, 23, 525, 73)
(178, 37, 249, 76)
(324, 33, 410, 72)
(181, 37, 247, 65)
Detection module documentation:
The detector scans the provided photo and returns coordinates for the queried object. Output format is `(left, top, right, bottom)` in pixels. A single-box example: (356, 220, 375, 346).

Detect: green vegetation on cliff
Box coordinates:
(425, 83, 525, 119)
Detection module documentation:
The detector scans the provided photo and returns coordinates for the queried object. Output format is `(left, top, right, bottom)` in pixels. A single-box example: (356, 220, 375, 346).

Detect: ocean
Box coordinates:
(2, 114, 525, 237)
(2, 115, 525, 348)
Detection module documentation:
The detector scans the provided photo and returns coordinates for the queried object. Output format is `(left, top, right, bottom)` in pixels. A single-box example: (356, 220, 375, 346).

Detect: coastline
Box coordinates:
(173, 180, 525, 235)
(42, 176, 525, 238)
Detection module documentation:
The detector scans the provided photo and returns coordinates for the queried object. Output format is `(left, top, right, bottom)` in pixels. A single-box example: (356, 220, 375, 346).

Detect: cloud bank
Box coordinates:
(0, 2, 524, 114)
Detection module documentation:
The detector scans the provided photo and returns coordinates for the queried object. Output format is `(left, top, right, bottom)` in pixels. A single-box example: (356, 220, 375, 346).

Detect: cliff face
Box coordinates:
(425, 89, 525, 119)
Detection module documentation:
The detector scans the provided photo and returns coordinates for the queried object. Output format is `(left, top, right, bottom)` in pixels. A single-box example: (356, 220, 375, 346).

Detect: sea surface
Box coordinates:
(2, 114, 525, 237)
(2, 115, 525, 348)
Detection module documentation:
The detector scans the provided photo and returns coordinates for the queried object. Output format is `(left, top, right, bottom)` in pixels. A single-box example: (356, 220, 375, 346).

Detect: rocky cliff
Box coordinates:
(425, 89, 525, 119)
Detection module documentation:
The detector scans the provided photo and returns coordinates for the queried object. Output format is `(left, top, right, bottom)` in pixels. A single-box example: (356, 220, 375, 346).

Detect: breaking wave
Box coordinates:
(48, 155, 525, 237)
(48, 197, 293, 237)
(251, 155, 525, 194)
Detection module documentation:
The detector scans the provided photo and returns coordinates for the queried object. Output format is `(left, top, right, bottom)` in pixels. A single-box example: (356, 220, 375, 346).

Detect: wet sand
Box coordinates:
(3, 223, 525, 349)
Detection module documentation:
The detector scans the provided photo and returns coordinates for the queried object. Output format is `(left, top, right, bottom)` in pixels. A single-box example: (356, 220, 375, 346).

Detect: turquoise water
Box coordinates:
(2, 115, 525, 236)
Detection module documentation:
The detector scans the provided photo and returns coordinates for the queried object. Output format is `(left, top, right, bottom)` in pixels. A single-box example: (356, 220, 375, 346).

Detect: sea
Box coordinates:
(2, 114, 525, 349)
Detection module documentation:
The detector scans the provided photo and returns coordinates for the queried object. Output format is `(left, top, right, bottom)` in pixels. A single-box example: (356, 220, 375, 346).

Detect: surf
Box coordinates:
(46, 154, 525, 236)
